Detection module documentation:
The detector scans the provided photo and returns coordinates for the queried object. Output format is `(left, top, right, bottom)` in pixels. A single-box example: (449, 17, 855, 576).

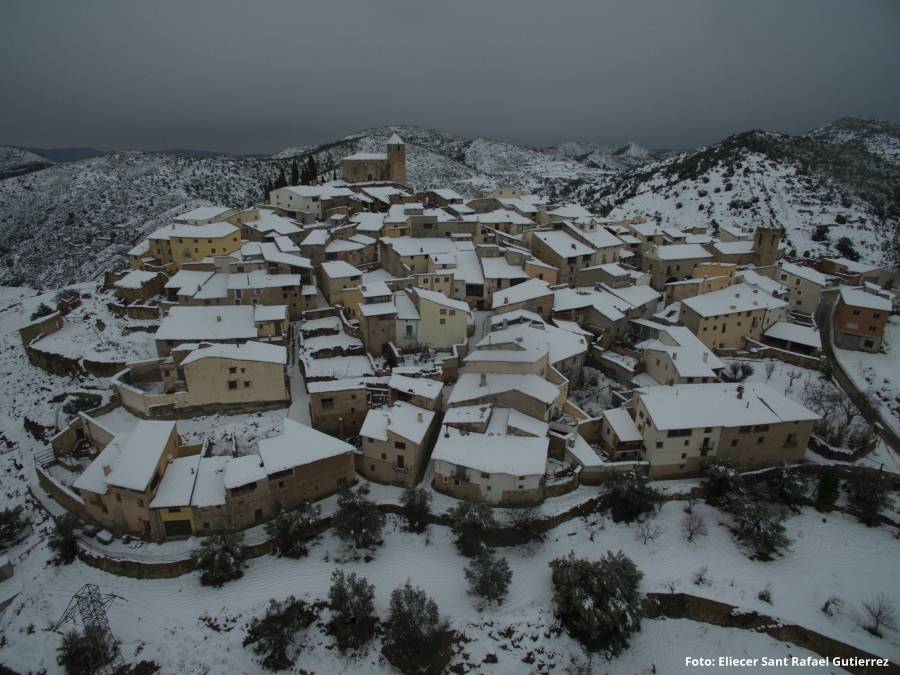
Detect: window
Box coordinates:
(229, 367, 237, 374)
(380, 453, 387, 460)
(757, 437, 764, 445)
(321, 398, 334, 409)
(439, 318, 446, 325)
(228, 380, 238, 390)
(873, 313, 881, 319)
(852, 309, 861, 316)
(681, 452, 687, 459)
(396, 455, 405, 468)
(439, 308, 447, 315)
(244, 381, 252, 388)
(655, 441, 663, 448)
(394, 441, 406, 450)
(731, 439, 738, 447)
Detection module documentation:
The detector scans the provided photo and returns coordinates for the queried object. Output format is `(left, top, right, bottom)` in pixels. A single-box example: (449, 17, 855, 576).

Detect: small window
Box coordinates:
(228, 380, 238, 390)
(394, 441, 406, 450)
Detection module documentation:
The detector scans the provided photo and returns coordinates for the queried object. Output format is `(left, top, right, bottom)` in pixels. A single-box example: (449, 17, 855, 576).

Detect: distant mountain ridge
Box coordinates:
(0, 117, 896, 288)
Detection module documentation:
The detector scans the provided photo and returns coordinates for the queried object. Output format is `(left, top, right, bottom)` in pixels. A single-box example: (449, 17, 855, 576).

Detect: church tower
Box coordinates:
(387, 133, 406, 185)
(752, 225, 782, 267)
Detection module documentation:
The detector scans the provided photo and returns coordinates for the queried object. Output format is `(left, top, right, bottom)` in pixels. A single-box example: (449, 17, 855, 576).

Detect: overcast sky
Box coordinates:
(2, 0, 898, 154)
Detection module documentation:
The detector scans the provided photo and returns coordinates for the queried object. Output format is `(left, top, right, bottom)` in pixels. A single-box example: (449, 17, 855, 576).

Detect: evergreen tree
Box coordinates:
(399, 487, 431, 533)
(464, 551, 512, 605)
(290, 159, 300, 186)
(731, 500, 790, 560)
(30, 303, 55, 322)
(328, 570, 376, 650)
(449, 501, 496, 557)
(306, 156, 318, 184)
(704, 459, 745, 507)
(549, 551, 643, 654)
(192, 533, 246, 586)
(333, 485, 385, 549)
(57, 625, 119, 675)
(265, 501, 321, 558)
(49, 513, 80, 565)
(243, 596, 314, 671)
(604, 471, 659, 523)
(815, 468, 840, 511)
(844, 470, 890, 525)
(765, 465, 808, 509)
(383, 581, 451, 674)
(276, 166, 287, 189)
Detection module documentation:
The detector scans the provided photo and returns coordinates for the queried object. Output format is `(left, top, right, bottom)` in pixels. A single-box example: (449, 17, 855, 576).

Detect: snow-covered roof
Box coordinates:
(305, 375, 388, 394)
(351, 212, 385, 233)
(73, 436, 125, 495)
(479, 321, 587, 365)
(431, 188, 462, 201)
(533, 230, 595, 258)
(443, 404, 493, 426)
(777, 260, 830, 287)
(150, 454, 201, 509)
(382, 236, 456, 257)
(165, 269, 213, 294)
(431, 426, 548, 476)
(300, 354, 375, 379)
(650, 243, 713, 261)
(553, 287, 629, 322)
(764, 321, 822, 349)
(681, 283, 787, 318)
(156, 306, 257, 341)
(301, 229, 329, 246)
(737, 269, 787, 296)
(191, 456, 229, 507)
(492, 278, 553, 309)
(603, 408, 642, 443)
(838, 286, 892, 311)
(226, 270, 301, 290)
(259, 418, 354, 474)
(325, 238, 365, 253)
(151, 222, 238, 240)
(825, 257, 880, 274)
(636, 382, 820, 430)
(360, 401, 435, 444)
(283, 185, 356, 199)
(180, 341, 287, 367)
(223, 454, 267, 489)
(104, 421, 176, 492)
(176, 206, 233, 222)
(547, 204, 593, 220)
(358, 301, 397, 318)
(480, 257, 529, 281)
(360, 281, 392, 298)
(252, 304, 288, 323)
(576, 226, 623, 249)
(113, 270, 159, 290)
(603, 283, 660, 309)
(712, 240, 754, 256)
(321, 260, 363, 279)
(413, 287, 470, 313)
(389, 373, 442, 400)
(642, 340, 719, 379)
(449, 373, 559, 406)
(394, 291, 419, 321)
(345, 152, 387, 161)
(476, 209, 534, 226)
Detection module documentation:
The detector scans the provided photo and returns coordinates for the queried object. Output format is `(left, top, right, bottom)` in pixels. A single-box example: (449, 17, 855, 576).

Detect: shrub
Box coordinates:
(815, 468, 840, 511)
(383, 581, 452, 675)
(835, 237, 860, 262)
(844, 471, 890, 525)
(57, 625, 119, 675)
(333, 485, 385, 550)
(758, 586, 772, 604)
(30, 303, 55, 322)
(822, 596, 843, 616)
(243, 596, 315, 671)
(549, 551, 642, 654)
(811, 224, 830, 242)
(49, 513, 80, 565)
(464, 551, 512, 605)
(693, 565, 710, 586)
(505, 505, 543, 542)
(449, 501, 496, 557)
(399, 487, 431, 533)
(604, 471, 658, 523)
(192, 533, 246, 586)
(328, 570, 376, 651)
(725, 362, 754, 382)
(265, 501, 320, 558)
(0, 506, 29, 550)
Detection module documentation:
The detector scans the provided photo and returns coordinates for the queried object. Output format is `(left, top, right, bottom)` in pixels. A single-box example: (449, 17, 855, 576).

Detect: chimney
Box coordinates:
(672, 351, 678, 360)
(102, 465, 112, 476)
(737, 384, 744, 399)
(479, 372, 487, 387)
(216, 315, 222, 322)
(416, 411, 423, 423)
(702, 352, 708, 363)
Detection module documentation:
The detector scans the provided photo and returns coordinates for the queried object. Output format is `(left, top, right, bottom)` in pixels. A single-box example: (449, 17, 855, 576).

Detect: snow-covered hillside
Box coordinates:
(575, 124, 900, 269)
(1, 118, 897, 288)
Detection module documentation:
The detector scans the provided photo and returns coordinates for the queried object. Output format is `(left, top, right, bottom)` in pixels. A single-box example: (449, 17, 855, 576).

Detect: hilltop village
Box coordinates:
(17, 133, 897, 542)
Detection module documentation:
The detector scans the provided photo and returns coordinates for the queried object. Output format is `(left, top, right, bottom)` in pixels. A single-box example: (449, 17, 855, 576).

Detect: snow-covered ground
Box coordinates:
(1, 501, 897, 673)
(834, 315, 900, 439)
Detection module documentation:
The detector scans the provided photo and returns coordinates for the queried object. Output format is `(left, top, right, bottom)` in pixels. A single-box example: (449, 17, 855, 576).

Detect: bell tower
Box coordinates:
(387, 133, 406, 185)
(752, 225, 782, 267)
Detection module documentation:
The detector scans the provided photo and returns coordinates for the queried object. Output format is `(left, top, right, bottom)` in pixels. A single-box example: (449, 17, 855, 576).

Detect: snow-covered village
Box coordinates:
(1, 3, 899, 674)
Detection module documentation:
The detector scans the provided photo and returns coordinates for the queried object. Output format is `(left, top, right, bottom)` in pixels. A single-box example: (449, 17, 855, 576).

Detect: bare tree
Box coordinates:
(506, 505, 543, 542)
(634, 522, 665, 545)
(680, 513, 708, 543)
(693, 566, 710, 586)
(764, 360, 776, 381)
(785, 370, 802, 394)
(861, 594, 897, 637)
